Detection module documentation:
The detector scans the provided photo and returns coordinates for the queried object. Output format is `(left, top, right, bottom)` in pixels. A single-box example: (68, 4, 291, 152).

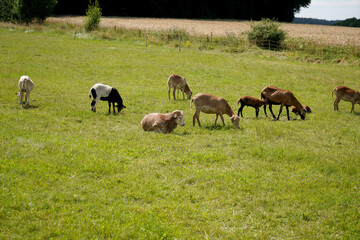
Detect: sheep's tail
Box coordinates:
(331, 87, 336, 97)
(237, 98, 241, 105)
(190, 98, 193, 109)
(89, 88, 92, 98)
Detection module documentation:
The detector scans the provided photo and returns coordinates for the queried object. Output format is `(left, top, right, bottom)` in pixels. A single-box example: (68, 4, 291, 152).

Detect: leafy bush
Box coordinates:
(0, 0, 19, 22)
(247, 19, 286, 50)
(84, 0, 102, 32)
(18, 0, 57, 24)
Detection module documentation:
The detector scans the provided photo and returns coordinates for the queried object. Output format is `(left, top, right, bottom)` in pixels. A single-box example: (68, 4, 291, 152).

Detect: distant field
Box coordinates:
(1, 25, 360, 239)
(48, 16, 360, 47)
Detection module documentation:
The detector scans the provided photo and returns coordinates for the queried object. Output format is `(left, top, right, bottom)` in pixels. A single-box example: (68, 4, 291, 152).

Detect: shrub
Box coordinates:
(247, 19, 286, 50)
(84, 0, 102, 32)
(18, 0, 57, 24)
(0, 0, 19, 22)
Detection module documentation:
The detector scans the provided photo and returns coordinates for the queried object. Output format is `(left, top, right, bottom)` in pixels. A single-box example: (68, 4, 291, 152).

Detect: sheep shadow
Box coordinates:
(202, 125, 240, 131)
(22, 105, 39, 109)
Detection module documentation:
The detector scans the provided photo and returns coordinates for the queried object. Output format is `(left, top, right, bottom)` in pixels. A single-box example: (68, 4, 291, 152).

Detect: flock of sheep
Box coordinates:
(17, 74, 360, 133)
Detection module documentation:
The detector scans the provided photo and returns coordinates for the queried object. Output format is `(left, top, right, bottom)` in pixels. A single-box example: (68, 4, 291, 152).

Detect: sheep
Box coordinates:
(167, 74, 193, 100)
(190, 93, 240, 128)
(237, 96, 268, 118)
(89, 83, 126, 113)
(141, 110, 185, 133)
(332, 85, 360, 113)
(291, 105, 312, 115)
(16, 76, 34, 108)
(260, 86, 308, 120)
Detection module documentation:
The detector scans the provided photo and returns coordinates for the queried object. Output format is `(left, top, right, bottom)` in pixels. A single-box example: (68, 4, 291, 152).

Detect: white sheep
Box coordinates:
(16, 76, 34, 108)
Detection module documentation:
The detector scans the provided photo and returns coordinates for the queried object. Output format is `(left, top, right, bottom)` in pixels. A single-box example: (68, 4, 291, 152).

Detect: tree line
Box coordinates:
(54, 0, 311, 22)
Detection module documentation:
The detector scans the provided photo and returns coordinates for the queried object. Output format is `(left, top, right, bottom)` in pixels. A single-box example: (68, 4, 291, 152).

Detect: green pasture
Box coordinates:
(0, 27, 359, 239)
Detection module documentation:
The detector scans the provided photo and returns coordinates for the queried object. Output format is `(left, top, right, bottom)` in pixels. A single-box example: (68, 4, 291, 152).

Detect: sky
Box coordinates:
(295, 0, 360, 20)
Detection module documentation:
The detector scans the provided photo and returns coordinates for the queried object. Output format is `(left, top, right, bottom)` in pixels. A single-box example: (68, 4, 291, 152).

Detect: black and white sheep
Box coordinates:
(89, 83, 126, 113)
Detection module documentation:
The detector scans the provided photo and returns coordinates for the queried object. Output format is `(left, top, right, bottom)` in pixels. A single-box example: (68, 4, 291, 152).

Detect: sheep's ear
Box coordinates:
(303, 108, 308, 113)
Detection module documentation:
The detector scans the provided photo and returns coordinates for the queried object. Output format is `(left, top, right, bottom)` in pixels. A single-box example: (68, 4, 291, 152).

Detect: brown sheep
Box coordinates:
(190, 93, 240, 128)
(332, 85, 360, 113)
(237, 96, 268, 118)
(260, 86, 308, 120)
(167, 74, 193, 100)
(141, 110, 185, 133)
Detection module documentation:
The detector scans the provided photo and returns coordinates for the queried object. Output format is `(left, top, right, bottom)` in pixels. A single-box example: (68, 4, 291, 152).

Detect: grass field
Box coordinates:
(0, 24, 360, 239)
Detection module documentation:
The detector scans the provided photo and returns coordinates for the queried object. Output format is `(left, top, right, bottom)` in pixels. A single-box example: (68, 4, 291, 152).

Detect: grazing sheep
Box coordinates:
(89, 83, 126, 113)
(190, 93, 240, 128)
(141, 110, 185, 133)
(332, 85, 360, 113)
(237, 96, 268, 118)
(16, 76, 34, 108)
(167, 74, 193, 100)
(261, 86, 308, 120)
(291, 105, 312, 115)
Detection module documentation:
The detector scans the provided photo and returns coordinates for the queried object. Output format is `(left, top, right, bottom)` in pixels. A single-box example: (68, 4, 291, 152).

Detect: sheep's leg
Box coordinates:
(277, 105, 283, 120)
(168, 87, 171, 100)
(269, 104, 276, 119)
(214, 115, 219, 125)
(24, 91, 29, 107)
(238, 104, 244, 117)
(173, 88, 176, 100)
(220, 115, 225, 126)
(26, 91, 30, 107)
(351, 101, 355, 113)
(286, 106, 290, 120)
(20, 92, 24, 106)
(263, 105, 268, 117)
(255, 108, 259, 118)
(334, 98, 340, 111)
(193, 111, 201, 126)
(182, 89, 185, 100)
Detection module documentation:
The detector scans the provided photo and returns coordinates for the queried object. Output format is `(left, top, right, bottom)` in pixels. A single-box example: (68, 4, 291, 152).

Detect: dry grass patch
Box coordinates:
(48, 16, 360, 47)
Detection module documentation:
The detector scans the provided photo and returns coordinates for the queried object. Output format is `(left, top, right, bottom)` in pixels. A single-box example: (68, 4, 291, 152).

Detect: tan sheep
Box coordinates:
(190, 93, 240, 128)
(141, 110, 185, 133)
(167, 74, 193, 100)
(332, 85, 360, 113)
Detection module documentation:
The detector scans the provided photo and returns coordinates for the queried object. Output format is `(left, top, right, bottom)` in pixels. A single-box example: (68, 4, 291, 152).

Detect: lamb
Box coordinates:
(141, 110, 185, 133)
(190, 93, 240, 128)
(260, 86, 308, 120)
(89, 83, 126, 113)
(167, 74, 193, 100)
(291, 105, 312, 115)
(237, 96, 268, 118)
(332, 85, 360, 113)
(16, 76, 34, 108)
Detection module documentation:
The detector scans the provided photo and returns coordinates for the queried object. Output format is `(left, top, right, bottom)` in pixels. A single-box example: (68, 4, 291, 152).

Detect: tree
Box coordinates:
(53, 0, 311, 22)
(84, 0, 102, 31)
(18, 0, 57, 23)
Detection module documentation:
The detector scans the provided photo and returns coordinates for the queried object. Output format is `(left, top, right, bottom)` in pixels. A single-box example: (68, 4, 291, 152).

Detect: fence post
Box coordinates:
(74, 29, 77, 39)
(146, 33, 148, 48)
(179, 38, 181, 51)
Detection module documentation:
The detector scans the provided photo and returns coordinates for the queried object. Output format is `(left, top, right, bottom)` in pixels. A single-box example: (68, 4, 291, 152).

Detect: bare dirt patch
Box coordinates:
(48, 16, 360, 47)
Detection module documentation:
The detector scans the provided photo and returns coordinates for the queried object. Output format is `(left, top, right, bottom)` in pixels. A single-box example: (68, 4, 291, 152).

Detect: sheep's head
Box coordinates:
(231, 115, 240, 128)
(173, 110, 185, 126)
(299, 108, 307, 120)
(116, 104, 126, 113)
(186, 90, 193, 99)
